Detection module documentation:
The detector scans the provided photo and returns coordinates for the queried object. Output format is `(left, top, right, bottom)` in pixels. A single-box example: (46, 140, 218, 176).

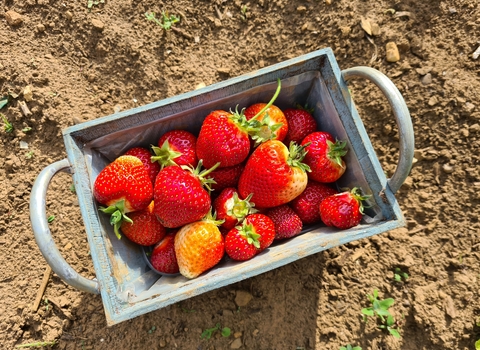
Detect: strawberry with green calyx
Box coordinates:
(153, 160, 220, 228)
(282, 104, 318, 145)
(290, 180, 338, 224)
(213, 187, 258, 231)
(266, 205, 303, 240)
(120, 201, 166, 246)
(124, 146, 161, 185)
(301, 131, 347, 183)
(174, 211, 225, 279)
(238, 140, 310, 208)
(151, 130, 198, 169)
(225, 221, 261, 261)
(150, 232, 180, 275)
(242, 213, 276, 252)
(244, 79, 288, 144)
(93, 155, 154, 239)
(196, 109, 254, 169)
(319, 187, 370, 230)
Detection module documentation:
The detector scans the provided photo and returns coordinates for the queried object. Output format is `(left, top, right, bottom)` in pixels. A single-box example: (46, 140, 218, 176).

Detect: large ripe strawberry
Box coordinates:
(93, 155, 153, 238)
(213, 187, 257, 231)
(266, 205, 303, 240)
(174, 213, 225, 279)
(120, 201, 166, 245)
(290, 181, 338, 224)
(153, 160, 219, 228)
(196, 109, 254, 169)
(238, 140, 310, 208)
(319, 187, 369, 229)
(244, 103, 288, 143)
(151, 130, 198, 169)
(282, 105, 318, 145)
(301, 131, 347, 183)
(124, 146, 160, 185)
(150, 232, 180, 275)
(209, 162, 245, 192)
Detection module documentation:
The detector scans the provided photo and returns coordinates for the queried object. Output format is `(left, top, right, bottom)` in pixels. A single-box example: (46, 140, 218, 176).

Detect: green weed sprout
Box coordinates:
(340, 345, 362, 350)
(87, 0, 104, 9)
(394, 267, 409, 282)
(361, 289, 401, 338)
(201, 323, 231, 339)
(145, 11, 180, 30)
(1, 113, 13, 133)
(240, 5, 248, 21)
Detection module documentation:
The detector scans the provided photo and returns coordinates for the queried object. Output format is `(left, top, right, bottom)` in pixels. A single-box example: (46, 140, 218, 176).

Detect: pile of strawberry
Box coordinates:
(92, 81, 369, 279)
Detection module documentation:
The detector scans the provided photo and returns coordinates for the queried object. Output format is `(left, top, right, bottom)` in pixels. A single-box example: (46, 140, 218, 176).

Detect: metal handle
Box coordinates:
(30, 159, 100, 294)
(341, 66, 414, 194)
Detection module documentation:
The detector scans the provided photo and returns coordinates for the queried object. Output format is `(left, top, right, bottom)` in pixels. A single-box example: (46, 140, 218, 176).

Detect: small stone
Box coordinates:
(37, 23, 46, 32)
(230, 337, 242, 349)
(252, 329, 260, 336)
(65, 11, 73, 21)
(64, 242, 73, 250)
(428, 96, 439, 106)
(386, 42, 400, 62)
(421, 73, 432, 85)
(442, 164, 454, 173)
(48, 21, 55, 28)
(91, 18, 105, 31)
(217, 67, 231, 75)
(459, 128, 469, 138)
(195, 82, 206, 90)
(234, 290, 253, 307)
(297, 6, 307, 12)
(370, 22, 381, 36)
(23, 85, 33, 102)
(444, 295, 457, 318)
(339, 26, 351, 37)
(233, 331, 242, 338)
(5, 10, 23, 26)
(325, 0, 332, 4)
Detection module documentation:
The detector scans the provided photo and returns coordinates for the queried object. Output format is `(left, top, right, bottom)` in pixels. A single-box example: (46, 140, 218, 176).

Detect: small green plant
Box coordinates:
(16, 340, 57, 348)
(1, 113, 13, 133)
(69, 183, 76, 193)
(340, 345, 362, 350)
(148, 325, 156, 334)
(361, 289, 401, 338)
(44, 298, 50, 311)
(47, 215, 55, 223)
(240, 5, 248, 21)
(145, 11, 180, 30)
(0, 96, 8, 109)
(87, 0, 104, 9)
(393, 267, 409, 282)
(25, 151, 35, 159)
(476, 339, 480, 350)
(22, 126, 32, 133)
(201, 323, 231, 339)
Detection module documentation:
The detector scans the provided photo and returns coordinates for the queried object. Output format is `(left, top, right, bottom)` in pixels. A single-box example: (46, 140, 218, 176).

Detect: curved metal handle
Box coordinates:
(342, 66, 414, 194)
(30, 159, 100, 294)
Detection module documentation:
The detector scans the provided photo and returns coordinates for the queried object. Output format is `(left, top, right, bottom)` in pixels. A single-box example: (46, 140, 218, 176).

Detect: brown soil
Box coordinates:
(1, 0, 480, 349)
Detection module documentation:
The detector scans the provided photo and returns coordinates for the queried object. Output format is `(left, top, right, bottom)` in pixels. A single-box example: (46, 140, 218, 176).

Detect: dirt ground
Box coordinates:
(1, 0, 480, 349)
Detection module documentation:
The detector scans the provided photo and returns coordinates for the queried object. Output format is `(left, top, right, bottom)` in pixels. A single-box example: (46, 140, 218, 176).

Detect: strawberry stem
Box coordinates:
(181, 159, 221, 192)
(250, 78, 282, 121)
(350, 187, 371, 215)
(238, 222, 261, 249)
(229, 192, 258, 221)
(99, 199, 133, 239)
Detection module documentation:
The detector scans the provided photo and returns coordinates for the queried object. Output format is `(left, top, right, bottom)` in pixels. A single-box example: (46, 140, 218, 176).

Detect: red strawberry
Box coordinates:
(301, 131, 347, 183)
(124, 146, 161, 185)
(174, 213, 225, 278)
(150, 232, 180, 275)
(242, 213, 276, 252)
(266, 205, 303, 240)
(209, 162, 245, 192)
(120, 201, 166, 246)
(153, 160, 219, 228)
(224, 222, 261, 261)
(290, 181, 338, 224)
(319, 187, 369, 229)
(213, 187, 257, 231)
(196, 109, 253, 169)
(282, 106, 318, 145)
(93, 155, 154, 238)
(151, 130, 198, 169)
(238, 140, 310, 208)
(244, 103, 288, 143)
